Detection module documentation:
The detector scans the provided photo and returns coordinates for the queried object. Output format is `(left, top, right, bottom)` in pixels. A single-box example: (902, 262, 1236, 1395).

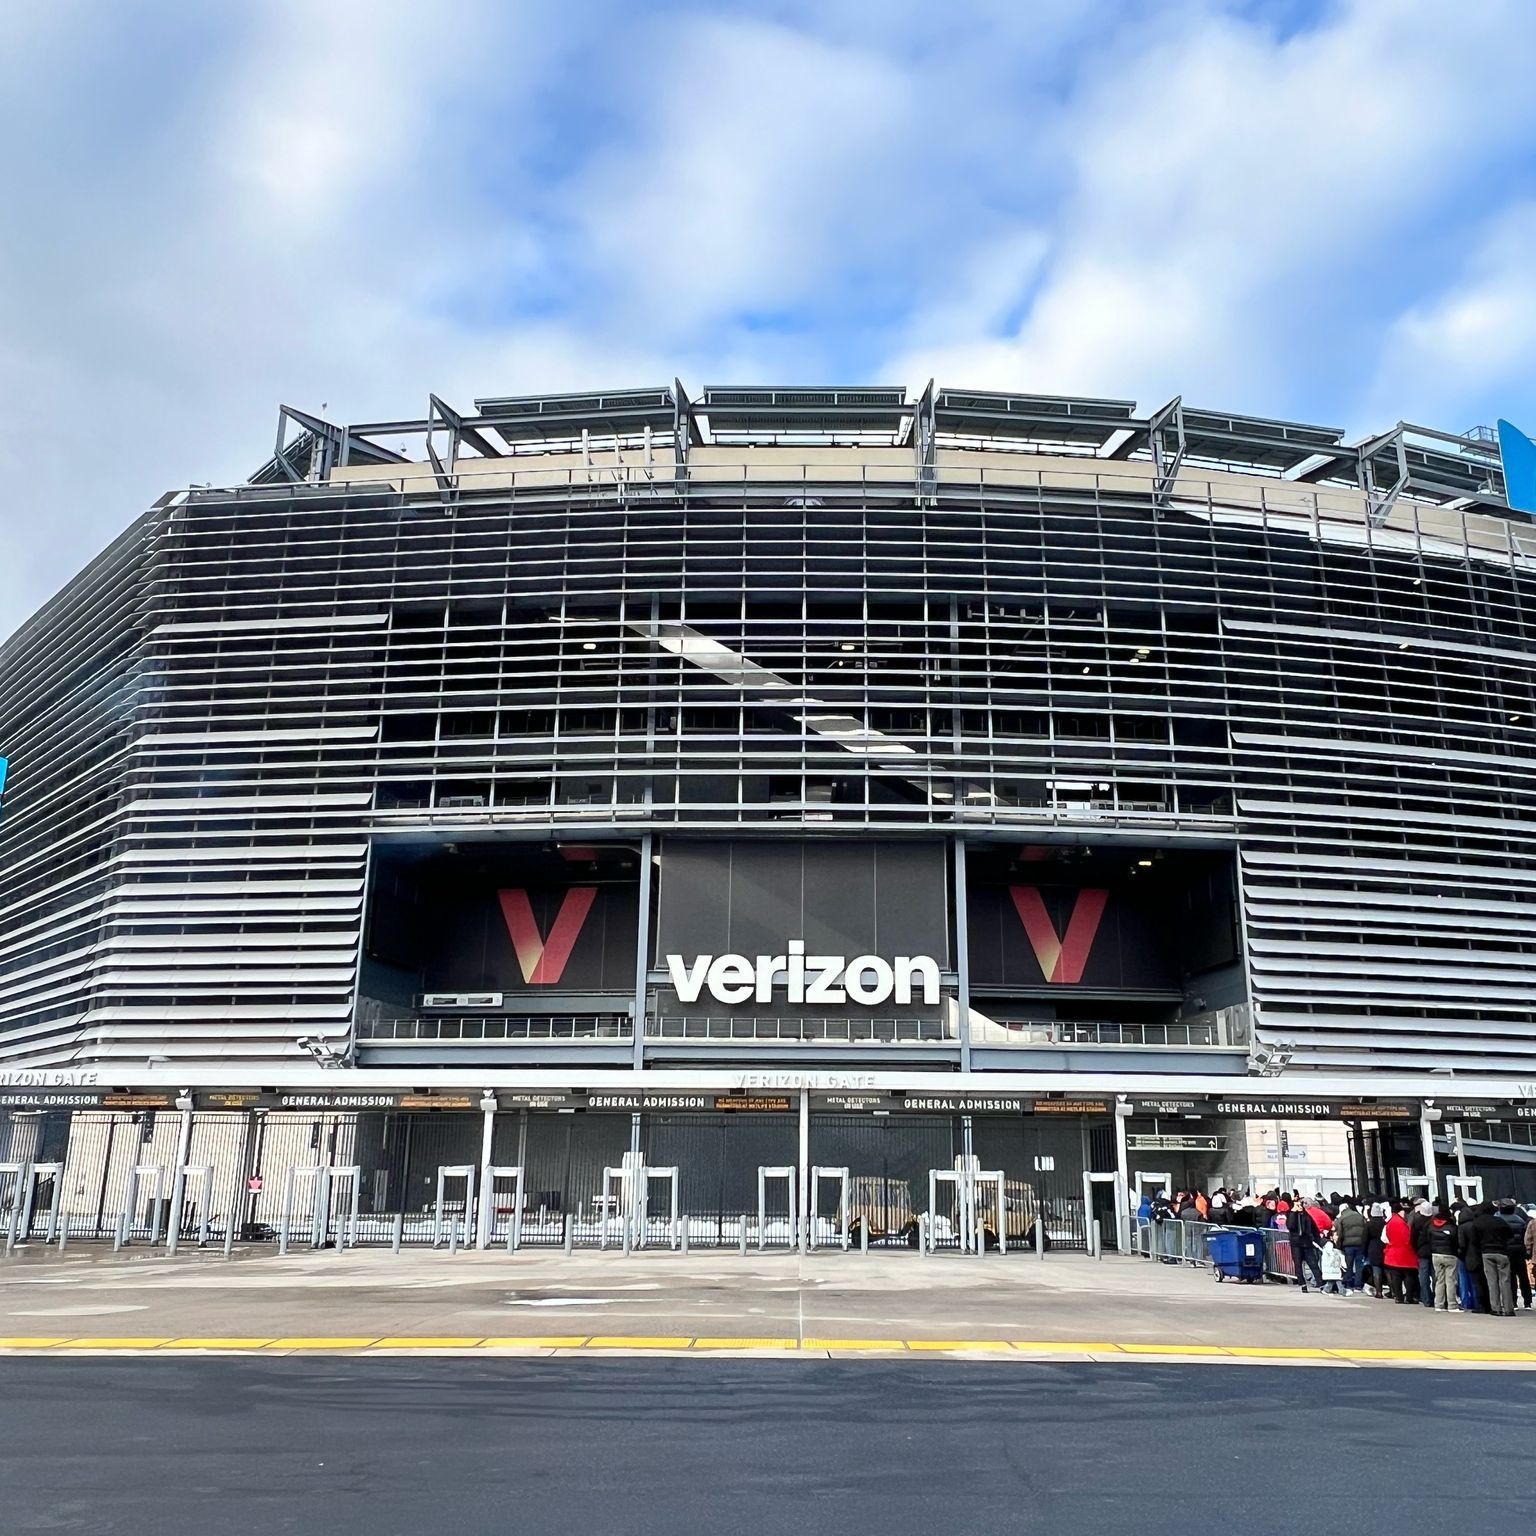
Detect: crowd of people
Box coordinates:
(1140, 1187, 1536, 1314)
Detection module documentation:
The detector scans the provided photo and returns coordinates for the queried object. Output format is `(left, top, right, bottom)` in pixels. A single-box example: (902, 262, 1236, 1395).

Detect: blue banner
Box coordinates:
(1497, 419, 1536, 515)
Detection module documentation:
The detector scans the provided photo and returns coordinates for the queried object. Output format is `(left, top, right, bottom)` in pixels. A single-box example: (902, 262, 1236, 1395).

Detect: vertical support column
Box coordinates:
(798, 1089, 810, 1255)
(166, 1096, 194, 1251)
(1454, 1123, 1469, 1182)
(632, 832, 654, 1070)
(1419, 1109, 1441, 1202)
(954, 837, 972, 1074)
(477, 1094, 497, 1249)
(1113, 1098, 1132, 1253)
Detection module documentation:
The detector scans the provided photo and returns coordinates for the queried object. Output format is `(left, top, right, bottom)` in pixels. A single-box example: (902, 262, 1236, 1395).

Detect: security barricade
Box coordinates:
(1135, 1217, 1297, 1281)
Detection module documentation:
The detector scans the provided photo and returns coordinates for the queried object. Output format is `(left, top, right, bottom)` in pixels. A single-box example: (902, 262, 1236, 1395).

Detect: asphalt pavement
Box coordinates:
(4, 1358, 1534, 1534)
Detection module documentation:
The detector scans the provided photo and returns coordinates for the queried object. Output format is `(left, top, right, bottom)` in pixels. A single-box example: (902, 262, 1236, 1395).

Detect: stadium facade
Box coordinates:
(2, 382, 1535, 1244)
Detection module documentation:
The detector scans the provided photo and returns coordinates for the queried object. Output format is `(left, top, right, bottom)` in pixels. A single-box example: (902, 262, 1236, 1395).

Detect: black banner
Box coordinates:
(1031, 1097, 1114, 1116)
(1438, 1102, 1505, 1121)
(499, 1091, 575, 1111)
(817, 1093, 890, 1112)
(586, 1093, 710, 1111)
(1212, 1099, 1418, 1120)
(274, 1092, 401, 1111)
(900, 1093, 1028, 1114)
(0, 1090, 104, 1109)
(1133, 1098, 1216, 1117)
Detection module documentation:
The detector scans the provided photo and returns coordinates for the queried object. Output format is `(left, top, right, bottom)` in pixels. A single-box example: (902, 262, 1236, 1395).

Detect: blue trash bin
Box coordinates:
(1204, 1227, 1265, 1283)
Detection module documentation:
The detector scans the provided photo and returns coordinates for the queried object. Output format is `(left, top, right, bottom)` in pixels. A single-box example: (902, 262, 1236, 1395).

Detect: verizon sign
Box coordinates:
(666, 939, 941, 1007)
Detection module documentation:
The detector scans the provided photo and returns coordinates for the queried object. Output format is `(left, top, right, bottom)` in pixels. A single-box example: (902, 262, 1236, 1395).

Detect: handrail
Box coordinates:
(359, 1016, 631, 1043)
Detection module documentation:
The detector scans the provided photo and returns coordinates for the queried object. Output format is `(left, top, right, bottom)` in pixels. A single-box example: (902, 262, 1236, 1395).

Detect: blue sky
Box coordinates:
(3, 0, 1536, 639)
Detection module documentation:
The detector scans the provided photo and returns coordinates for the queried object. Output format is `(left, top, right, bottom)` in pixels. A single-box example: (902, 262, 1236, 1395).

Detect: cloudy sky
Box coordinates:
(3, 0, 1536, 640)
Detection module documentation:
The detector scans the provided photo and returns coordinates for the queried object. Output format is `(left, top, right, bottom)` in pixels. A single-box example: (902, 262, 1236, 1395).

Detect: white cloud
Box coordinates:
(565, 17, 917, 329)
(3, 0, 1536, 643)
(885, 0, 1536, 419)
(1366, 202, 1536, 429)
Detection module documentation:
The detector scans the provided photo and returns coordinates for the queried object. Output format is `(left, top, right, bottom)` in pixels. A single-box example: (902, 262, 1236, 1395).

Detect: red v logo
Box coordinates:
(1008, 887, 1109, 984)
(498, 887, 598, 985)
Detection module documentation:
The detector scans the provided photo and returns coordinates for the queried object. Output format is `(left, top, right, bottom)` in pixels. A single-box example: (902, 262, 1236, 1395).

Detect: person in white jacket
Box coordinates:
(1318, 1234, 1349, 1296)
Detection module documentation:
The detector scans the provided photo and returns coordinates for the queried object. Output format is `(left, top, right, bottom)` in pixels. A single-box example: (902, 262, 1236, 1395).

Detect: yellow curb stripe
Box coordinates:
(0, 1336, 1533, 1368)
(1330, 1349, 1446, 1362)
(1224, 1347, 1333, 1359)
(689, 1338, 798, 1350)
(584, 1336, 694, 1349)
(1119, 1343, 1232, 1356)
(1435, 1350, 1536, 1362)
(370, 1337, 487, 1349)
(1009, 1341, 1125, 1353)
(263, 1338, 380, 1350)
(803, 1339, 907, 1351)
(56, 1338, 175, 1349)
(477, 1336, 590, 1349)
(159, 1339, 276, 1350)
(905, 1340, 1013, 1352)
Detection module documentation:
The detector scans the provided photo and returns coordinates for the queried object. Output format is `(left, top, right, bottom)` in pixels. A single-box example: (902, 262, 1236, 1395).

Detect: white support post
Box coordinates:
(975, 1171, 1005, 1255)
(477, 1098, 497, 1250)
(165, 1101, 194, 1247)
(0, 1164, 25, 1255)
(798, 1089, 810, 1255)
(600, 1167, 626, 1250)
(758, 1166, 796, 1250)
(326, 1167, 361, 1248)
(1082, 1171, 1123, 1256)
(930, 1168, 963, 1252)
(1113, 1099, 1133, 1253)
(810, 1167, 850, 1252)
(434, 1165, 477, 1249)
(28, 1162, 64, 1246)
(124, 1164, 166, 1246)
(1419, 1110, 1441, 1202)
(641, 1167, 679, 1250)
(485, 1166, 524, 1251)
(166, 1165, 214, 1255)
(283, 1166, 325, 1250)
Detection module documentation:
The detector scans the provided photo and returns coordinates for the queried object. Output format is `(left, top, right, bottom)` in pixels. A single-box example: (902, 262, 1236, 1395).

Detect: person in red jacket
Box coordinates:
(1383, 1201, 1420, 1304)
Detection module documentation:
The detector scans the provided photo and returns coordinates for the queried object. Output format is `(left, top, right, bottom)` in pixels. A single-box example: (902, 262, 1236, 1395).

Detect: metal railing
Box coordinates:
(360, 1015, 632, 1043)
(645, 1015, 1236, 1048)
(1133, 1218, 1298, 1281)
(970, 1018, 1232, 1048)
(646, 1015, 952, 1045)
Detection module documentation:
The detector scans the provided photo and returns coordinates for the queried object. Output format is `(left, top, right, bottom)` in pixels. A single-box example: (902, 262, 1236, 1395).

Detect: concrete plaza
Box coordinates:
(0, 1244, 1531, 1365)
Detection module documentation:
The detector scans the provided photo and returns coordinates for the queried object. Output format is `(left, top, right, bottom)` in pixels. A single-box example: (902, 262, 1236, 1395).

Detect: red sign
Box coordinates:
(498, 887, 597, 985)
(1009, 886, 1108, 984)
(247, 1176, 263, 1193)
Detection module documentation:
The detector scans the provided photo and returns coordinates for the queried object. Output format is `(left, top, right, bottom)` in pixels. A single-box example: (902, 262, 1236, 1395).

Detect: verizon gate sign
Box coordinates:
(665, 939, 941, 1007)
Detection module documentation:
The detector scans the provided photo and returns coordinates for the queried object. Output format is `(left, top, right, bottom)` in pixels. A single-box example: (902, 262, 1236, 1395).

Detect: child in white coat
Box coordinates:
(1318, 1234, 1348, 1296)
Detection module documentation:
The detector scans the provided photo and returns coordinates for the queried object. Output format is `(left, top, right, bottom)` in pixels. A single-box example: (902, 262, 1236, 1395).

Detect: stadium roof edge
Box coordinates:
(237, 384, 1520, 522)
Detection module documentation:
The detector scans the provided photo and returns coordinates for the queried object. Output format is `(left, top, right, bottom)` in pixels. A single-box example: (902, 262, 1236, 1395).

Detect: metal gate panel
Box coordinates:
(642, 1113, 798, 1248)
(519, 1112, 632, 1246)
(971, 1116, 1094, 1250)
(810, 1115, 958, 1247)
